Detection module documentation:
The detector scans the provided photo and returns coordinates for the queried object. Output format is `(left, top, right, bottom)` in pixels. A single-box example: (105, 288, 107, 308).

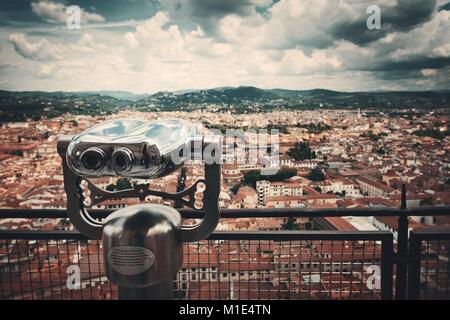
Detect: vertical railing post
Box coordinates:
(395, 184, 408, 300)
(381, 234, 394, 300)
(407, 231, 421, 299)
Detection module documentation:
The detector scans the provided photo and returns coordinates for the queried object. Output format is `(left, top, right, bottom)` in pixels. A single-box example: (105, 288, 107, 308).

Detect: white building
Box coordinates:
(310, 179, 360, 197)
(256, 180, 303, 205)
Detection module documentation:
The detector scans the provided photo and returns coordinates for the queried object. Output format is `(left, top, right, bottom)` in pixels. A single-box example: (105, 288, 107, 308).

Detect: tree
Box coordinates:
(12, 150, 24, 157)
(308, 168, 325, 181)
(243, 170, 262, 188)
(267, 123, 289, 134)
(231, 184, 241, 194)
(420, 198, 433, 206)
(106, 178, 133, 191)
(282, 217, 300, 230)
(117, 178, 132, 190)
(243, 168, 297, 188)
(376, 147, 385, 155)
(295, 123, 331, 134)
(287, 142, 316, 161)
(414, 128, 449, 140)
(313, 186, 322, 193)
(270, 168, 297, 181)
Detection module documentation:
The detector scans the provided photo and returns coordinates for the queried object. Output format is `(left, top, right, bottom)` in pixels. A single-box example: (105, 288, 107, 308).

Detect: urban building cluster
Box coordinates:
(0, 108, 449, 299)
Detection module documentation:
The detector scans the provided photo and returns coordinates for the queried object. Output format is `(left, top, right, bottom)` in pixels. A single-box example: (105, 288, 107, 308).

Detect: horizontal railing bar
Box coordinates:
(206, 230, 393, 241)
(0, 229, 392, 241)
(409, 228, 450, 241)
(187, 206, 450, 218)
(0, 230, 89, 240)
(0, 205, 449, 219)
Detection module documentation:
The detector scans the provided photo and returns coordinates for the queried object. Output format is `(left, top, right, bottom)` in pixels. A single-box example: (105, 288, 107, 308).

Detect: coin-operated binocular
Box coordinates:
(57, 118, 222, 299)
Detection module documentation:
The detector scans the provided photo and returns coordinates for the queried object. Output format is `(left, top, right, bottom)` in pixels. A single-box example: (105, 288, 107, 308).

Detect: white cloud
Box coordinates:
(8, 33, 62, 60)
(1, 1, 449, 92)
(124, 32, 139, 49)
(37, 63, 56, 78)
(382, 10, 450, 60)
(72, 33, 108, 53)
(31, 1, 105, 24)
(421, 69, 437, 77)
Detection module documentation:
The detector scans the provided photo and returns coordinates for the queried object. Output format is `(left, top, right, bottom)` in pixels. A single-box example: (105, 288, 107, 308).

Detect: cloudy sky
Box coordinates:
(0, 0, 449, 93)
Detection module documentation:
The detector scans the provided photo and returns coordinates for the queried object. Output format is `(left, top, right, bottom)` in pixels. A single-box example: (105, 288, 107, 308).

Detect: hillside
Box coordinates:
(1, 87, 449, 122)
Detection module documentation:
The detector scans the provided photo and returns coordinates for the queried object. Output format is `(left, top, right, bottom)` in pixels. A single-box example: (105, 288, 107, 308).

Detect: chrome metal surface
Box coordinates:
(66, 118, 200, 179)
(102, 204, 182, 290)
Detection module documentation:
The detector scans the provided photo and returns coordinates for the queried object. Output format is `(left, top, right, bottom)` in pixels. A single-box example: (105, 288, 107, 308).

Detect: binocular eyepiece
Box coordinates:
(79, 146, 136, 173)
(111, 147, 134, 173)
(80, 147, 107, 171)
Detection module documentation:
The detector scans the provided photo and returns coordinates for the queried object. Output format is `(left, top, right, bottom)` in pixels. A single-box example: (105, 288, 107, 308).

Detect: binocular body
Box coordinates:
(66, 118, 200, 179)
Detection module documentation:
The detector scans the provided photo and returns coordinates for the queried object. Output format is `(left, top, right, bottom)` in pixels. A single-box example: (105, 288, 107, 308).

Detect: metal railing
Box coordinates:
(0, 229, 392, 300)
(407, 229, 450, 300)
(0, 204, 449, 300)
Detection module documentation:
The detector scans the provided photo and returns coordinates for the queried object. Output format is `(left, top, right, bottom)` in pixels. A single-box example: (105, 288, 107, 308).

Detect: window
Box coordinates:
(192, 274, 196, 280)
(223, 273, 227, 277)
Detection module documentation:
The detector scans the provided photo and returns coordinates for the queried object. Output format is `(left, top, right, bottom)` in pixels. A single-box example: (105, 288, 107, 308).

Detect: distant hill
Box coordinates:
(132, 86, 450, 111)
(86, 90, 149, 102)
(0, 87, 449, 122)
(0, 90, 130, 122)
(219, 86, 279, 99)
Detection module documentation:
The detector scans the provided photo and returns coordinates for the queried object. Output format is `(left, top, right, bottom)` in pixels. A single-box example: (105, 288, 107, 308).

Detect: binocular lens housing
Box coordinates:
(112, 148, 134, 173)
(81, 147, 106, 171)
(66, 118, 201, 178)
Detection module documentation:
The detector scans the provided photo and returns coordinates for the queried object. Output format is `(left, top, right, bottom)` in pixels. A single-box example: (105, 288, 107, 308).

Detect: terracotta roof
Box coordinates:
(324, 217, 357, 231)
